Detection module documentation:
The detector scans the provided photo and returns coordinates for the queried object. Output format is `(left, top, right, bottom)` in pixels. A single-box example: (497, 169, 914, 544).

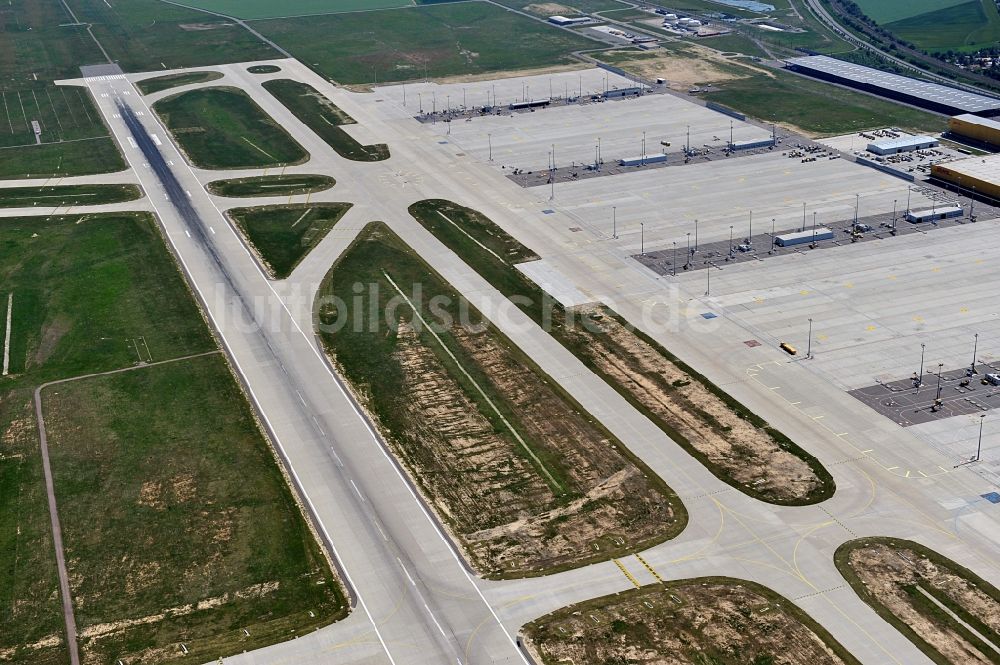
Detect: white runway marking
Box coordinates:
(151, 133, 161, 146)
(2, 293, 12, 376)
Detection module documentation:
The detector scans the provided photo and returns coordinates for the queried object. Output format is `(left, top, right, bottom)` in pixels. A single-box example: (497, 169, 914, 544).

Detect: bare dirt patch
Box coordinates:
(838, 538, 1000, 664)
(525, 578, 859, 664)
(32, 315, 69, 367)
(178, 22, 234, 31)
(601, 45, 772, 90)
(524, 3, 575, 16)
(565, 306, 827, 504)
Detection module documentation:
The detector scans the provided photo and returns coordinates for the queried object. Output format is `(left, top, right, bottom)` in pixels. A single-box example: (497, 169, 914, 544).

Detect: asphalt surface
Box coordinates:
(9, 59, 993, 665)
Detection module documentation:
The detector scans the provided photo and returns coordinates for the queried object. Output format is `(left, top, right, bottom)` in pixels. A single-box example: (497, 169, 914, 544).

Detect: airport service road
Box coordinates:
(79, 66, 525, 665)
(58, 59, 1000, 665)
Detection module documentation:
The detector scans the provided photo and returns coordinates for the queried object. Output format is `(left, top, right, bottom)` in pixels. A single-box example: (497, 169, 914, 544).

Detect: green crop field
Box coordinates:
(135, 71, 224, 95)
(0, 184, 142, 208)
(154, 87, 308, 169)
(0, 0, 106, 82)
(68, 0, 278, 73)
(228, 202, 352, 278)
(852, 0, 969, 24)
(262, 79, 389, 161)
(207, 174, 335, 197)
(173, 0, 415, 19)
(254, 1, 601, 84)
(884, 0, 1000, 52)
(0, 212, 345, 664)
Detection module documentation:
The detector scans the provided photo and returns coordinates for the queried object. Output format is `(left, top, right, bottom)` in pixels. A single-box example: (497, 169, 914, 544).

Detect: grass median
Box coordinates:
(154, 87, 309, 169)
(262, 79, 389, 161)
(316, 222, 686, 578)
(408, 199, 836, 506)
(0, 184, 142, 208)
(135, 71, 224, 95)
(207, 174, 335, 197)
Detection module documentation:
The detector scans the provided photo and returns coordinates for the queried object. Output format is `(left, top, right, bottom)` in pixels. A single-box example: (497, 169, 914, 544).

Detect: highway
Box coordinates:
(50, 59, 1000, 665)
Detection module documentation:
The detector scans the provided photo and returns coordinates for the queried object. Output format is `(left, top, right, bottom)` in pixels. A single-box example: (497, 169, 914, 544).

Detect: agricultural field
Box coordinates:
(173, 0, 414, 19)
(0, 184, 142, 208)
(206, 174, 335, 197)
(408, 200, 834, 505)
(135, 71, 224, 95)
(702, 67, 948, 135)
(882, 1, 1000, 53)
(852, 0, 972, 25)
(0, 212, 345, 664)
(66, 0, 278, 73)
(262, 79, 390, 161)
(316, 222, 686, 577)
(524, 577, 861, 665)
(253, 2, 601, 84)
(0, 85, 125, 178)
(227, 202, 352, 278)
(492, 0, 627, 16)
(153, 87, 308, 169)
(836, 537, 1000, 664)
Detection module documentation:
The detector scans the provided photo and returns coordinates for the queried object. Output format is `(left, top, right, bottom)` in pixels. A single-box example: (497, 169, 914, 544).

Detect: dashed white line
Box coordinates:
(397, 557, 416, 585)
(424, 604, 448, 638)
(350, 479, 365, 502)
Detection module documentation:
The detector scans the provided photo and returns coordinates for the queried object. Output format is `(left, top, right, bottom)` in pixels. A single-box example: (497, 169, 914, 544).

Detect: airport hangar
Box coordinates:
(933, 152, 1000, 201)
(785, 55, 1000, 117)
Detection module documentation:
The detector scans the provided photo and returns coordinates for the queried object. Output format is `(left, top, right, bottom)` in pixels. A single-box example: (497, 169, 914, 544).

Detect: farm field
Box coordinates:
(254, 2, 601, 84)
(173, 0, 414, 19)
(524, 577, 861, 665)
(883, 0, 1000, 53)
(0, 0, 105, 82)
(316, 222, 686, 577)
(262, 79, 389, 161)
(852, 0, 971, 25)
(0, 211, 345, 664)
(836, 537, 1000, 664)
(408, 199, 835, 506)
(153, 87, 308, 169)
(135, 71, 224, 95)
(207, 174, 335, 197)
(227, 202, 352, 278)
(66, 0, 278, 73)
(492, 0, 627, 15)
(0, 184, 142, 208)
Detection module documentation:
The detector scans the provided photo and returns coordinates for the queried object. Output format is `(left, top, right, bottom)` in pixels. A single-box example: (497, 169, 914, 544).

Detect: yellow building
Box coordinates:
(949, 114, 1000, 149)
(932, 153, 1000, 201)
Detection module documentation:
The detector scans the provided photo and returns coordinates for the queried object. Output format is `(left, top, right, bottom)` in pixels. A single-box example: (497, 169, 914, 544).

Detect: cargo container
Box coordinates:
(774, 227, 834, 246)
(619, 153, 667, 167)
(905, 205, 963, 222)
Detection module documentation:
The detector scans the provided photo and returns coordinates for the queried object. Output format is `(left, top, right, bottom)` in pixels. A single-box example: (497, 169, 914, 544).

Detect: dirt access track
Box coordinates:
(524, 576, 861, 664)
(837, 537, 1000, 665)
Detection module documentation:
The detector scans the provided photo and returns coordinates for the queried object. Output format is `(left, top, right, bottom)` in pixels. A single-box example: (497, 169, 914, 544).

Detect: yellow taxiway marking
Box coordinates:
(799, 289, 810, 295)
(614, 558, 642, 589)
(867, 325, 878, 331)
(931, 267, 941, 272)
(634, 554, 663, 583)
(888, 274, 897, 280)
(961, 307, 969, 313)
(844, 282, 854, 288)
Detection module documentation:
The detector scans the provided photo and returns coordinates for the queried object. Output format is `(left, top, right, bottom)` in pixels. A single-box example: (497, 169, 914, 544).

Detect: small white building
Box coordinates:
(867, 135, 938, 155)
(548, 15, 591, 26)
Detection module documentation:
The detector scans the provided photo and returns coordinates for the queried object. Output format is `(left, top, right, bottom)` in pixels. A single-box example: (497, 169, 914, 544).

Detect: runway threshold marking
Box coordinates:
(634, 554, 663, 583)
(613, 558, 642, 589)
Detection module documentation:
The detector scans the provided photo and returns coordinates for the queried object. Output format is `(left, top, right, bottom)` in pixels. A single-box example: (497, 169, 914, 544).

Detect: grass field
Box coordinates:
(254, 1, 601, 84)
(135, 71, 224, 95)
(408, 199, 835, 506)
(883, 0, 1000, 53)
(0, 212, 216, 664)
(492, 0, 627, 15)
(45, 355, 346, 664)
(703, 68, 948, 135)
(262, 79, 390, 161)
(0, 84, 126, 178)
(67, 0, 278, 73)
(174, 0, 414, 19)
(0, 184, 142, 208)
(525, 577, 861, 665)
(0, 0, 106, 82)
(836, 537, 1000, 665)
(317, 222, 685, 577)
(206, 174, 335, 197)
(248, 64, 282, 74)
(0, 211, 345, 663)
(228, 202, 352, 278)
(154, 87, 308, 169)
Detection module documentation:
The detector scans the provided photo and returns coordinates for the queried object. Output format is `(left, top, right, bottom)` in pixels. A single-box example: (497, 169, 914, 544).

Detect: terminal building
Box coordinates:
(866, 135, 938, 155)
(785, 56, 1000, 117)
(931, 153, 1000, 201)
(948, 114, 1000, 150)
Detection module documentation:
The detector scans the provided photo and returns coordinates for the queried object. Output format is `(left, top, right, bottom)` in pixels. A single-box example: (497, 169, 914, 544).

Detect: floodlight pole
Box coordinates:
(613, 206, 617, 239)
(686, 125, 691, 154)
(906, 185, 912, 217)
(640, 222, 645, 255)
(802, 202, 806, 232)
(672, 241, 677, 276)
(892, 199, 897, 233)
(807, 318, 813, 359)
(854, 193, 860, 226)
(642, 131, 646, 166)
(418, 92, 422, 113)
(748, 209, 752, 245)
(694, 219, 699, 251)
(971, 333, 979, 374)
(976, 414, 986, 461)
(729, 225, 734, 253)
(812, 211, 817, 242)
(463, 87, 466, 109)
(770, 218, 775, 251)
(402, 83, 406, 106)
(488, 133, 492, 161)
(706, 261, 711, 296)
(936, 362, 944, 401)
(730, 120, 733, 149)
(917, 342, 926, 391)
